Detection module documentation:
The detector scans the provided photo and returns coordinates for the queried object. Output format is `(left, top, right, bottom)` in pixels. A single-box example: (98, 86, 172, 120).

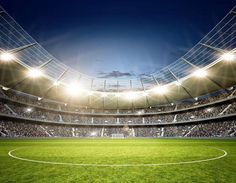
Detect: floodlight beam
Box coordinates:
(27, 68, 43, 78)
(183, 57, 224, 93)
(0, 52, 14, 61)
(221, 52, 235, 61)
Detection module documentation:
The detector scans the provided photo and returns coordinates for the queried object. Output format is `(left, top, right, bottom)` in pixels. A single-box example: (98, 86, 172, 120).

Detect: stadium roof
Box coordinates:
(0, 5, 236, 109)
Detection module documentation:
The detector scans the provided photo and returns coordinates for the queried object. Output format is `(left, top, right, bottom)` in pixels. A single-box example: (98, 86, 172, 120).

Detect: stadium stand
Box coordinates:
(0, 87, 236, 138)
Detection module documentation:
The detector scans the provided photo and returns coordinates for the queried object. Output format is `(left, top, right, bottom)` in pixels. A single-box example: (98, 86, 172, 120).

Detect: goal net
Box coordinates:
(111, 134, 125, 139)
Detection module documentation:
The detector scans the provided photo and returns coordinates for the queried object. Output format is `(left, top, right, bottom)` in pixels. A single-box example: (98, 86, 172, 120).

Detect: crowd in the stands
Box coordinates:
(0, 97, 236, 124)
(0, 120, 235, 138)
(0, 87, 235, 115)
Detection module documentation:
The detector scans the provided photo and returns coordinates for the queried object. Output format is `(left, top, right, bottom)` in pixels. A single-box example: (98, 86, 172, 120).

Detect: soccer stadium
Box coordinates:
(0, 1, 236, 182)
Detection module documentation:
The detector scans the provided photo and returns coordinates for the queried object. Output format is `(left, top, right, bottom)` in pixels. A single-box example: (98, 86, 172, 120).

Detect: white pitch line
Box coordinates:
(8, 147, 227, 167)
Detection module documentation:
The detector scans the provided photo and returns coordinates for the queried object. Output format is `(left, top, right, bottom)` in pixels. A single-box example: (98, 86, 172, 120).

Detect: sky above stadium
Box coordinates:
(1, 0, 236, 78)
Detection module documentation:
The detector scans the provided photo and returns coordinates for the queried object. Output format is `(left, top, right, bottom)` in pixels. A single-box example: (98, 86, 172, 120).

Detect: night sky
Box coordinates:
(1, 0, 236, 78)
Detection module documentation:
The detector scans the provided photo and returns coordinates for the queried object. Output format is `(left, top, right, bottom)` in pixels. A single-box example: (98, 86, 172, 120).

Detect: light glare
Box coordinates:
(53, 81, 60, 86)
(193, 69, 207, 78)
(101, 93, 107, 97)
(0, 52, 14, 62)
(176, 81, 182, 86)
(125, 92, 137, 100)
(26, 108, 32, 112)
(87, 91, 93, 96)
(66, 83, 81, 96)
(91, 132, 96, 136)
(115, 93, 121, 97)
(221, 52, 235, 61)
(28, 68, 43, 78)
(153, 86, 167, 95)
(142, 92, 148, 96)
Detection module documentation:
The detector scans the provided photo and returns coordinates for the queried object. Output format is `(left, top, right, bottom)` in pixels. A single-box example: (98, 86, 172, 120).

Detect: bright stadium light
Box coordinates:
(137, 111, 143, 115)
(87, 91, 94, 96)
(142, 92, 148, 96)
(28, 68, 43, 78)
(26, 108, 32, 113)
(0, 52, 14, 62)
(152, 85, 167, 95)
(125, 92, 137, 100)
(115, 93, 121, 97)
(221, 52, 235, 62)
(206, 108, 213, 112)
(91, 132, 96, 136)
(2, 86, 9, 91)
(53, 81, 60, 86)
(175, 81, 182, 86)
(66, 82, 81, 96)
(101, 93, 107, 97)
(192, 69, 207, 78)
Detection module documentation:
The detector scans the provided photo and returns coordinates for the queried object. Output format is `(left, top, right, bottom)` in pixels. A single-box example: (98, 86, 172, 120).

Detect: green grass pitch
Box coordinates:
(0, 138, 235, 183)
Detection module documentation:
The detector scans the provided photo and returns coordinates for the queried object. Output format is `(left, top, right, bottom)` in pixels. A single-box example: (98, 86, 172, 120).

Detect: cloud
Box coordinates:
(97, 71, 134, 78)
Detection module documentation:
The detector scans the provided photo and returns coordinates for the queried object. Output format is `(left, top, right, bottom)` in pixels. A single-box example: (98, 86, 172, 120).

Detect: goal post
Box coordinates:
(111, 134, 125, 139)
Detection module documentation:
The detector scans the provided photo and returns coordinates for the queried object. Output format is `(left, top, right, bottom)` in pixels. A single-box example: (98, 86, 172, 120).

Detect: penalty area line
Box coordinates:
(8, 147, 227, 167)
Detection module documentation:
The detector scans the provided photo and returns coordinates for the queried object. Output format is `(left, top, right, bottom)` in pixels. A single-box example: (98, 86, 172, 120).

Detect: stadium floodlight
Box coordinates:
(2, 86, 9, 91)
(190, 115, 195, 119)
(137, 111, 143, 115)
(142, 92, 148, 96)
(221, 52, 235, 62)
(152, 85, 167, 95)
(175, 81, 182, 86)
(66, 82, 81, 96)
(115, 93, 121, 97)
(53, 81, 60, 86)
(101, 93, 108, 97)
(125, 92, 137, 100)
(0, 52, 14, 62)
(26, 108, 32, 112)
(91, 132, 96, 136)
(206, 108, 213, 112)
(87, 91, 93, 96)
(28, 68, 43, 78)
(192, 69, 207, 78)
